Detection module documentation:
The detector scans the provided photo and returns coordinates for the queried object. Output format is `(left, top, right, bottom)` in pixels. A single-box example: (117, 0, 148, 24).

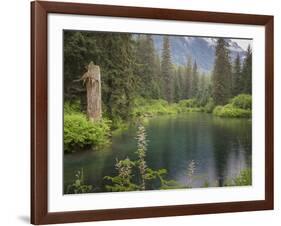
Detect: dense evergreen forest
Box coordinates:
(64, 31, 252, 126)
(63, 31, 252, 193)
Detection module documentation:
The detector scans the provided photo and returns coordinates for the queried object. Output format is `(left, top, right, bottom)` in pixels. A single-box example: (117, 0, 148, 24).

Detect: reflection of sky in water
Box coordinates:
(64, 113, 252, 192)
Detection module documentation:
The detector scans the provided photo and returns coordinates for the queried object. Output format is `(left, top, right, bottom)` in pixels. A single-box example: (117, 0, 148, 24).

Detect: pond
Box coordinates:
(64, 113, 252, 192)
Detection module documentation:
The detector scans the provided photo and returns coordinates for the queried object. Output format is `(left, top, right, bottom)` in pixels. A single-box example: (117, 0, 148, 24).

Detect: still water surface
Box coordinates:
(64, 113, 252, 192)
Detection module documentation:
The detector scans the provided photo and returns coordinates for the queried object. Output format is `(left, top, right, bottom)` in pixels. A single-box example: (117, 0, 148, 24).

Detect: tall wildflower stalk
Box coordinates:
(104, 122, 181, 192)
(187, 160, 196, 187)
(136, 124, 148, 190)
(115, 157, 134, 187)
(66, 168, 93, 194)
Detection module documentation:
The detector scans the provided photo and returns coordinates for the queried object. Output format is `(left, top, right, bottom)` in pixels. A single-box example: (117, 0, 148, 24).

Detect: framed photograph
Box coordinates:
(31, 1, 274, 224)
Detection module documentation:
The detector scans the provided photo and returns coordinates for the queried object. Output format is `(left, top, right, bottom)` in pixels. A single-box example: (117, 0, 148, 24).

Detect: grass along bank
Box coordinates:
(213, 94, 252, 118)
(131, 97, 206, 118)
(63, 94, 251, 153)
(131, 94, 251, 119)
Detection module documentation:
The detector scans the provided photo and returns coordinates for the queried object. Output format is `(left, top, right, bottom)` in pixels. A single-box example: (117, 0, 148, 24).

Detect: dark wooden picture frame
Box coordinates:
(31, 1, 274, 224)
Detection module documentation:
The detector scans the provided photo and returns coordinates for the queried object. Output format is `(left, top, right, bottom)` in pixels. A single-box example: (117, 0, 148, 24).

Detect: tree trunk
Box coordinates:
(81, 62, 102, 121)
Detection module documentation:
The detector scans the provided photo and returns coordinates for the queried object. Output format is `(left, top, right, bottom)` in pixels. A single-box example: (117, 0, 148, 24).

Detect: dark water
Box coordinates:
(64, 113, 252, 192)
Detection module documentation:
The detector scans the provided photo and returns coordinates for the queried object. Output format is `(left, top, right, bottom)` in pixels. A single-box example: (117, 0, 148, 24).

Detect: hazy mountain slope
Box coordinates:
(153, 36, 248, 72)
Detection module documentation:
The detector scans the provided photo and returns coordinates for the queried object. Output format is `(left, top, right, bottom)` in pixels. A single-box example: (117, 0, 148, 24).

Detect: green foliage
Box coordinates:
(213, 104, 251, 118)
(131, 97, 177, 117)
(131, 97, 206, 118)
(242, 45, 252, 94)
(64, 113, 111, 153)
(104, 124, 183, 192)
(213, 94, 252, 118)
(173, 66, 185, 102)
(191, 61, 199, 97)
(135, 35, 161, 99)
(161, 36, 174, 103)
(230, 94, 252, 110)
(64, 31, 136, 121)
(66, 169, 93, 194)
(135, 124, 148, 190)
(178, 99, 199, 108)
(111, 118, 129, 134)
(225, 168, 252, 186)
(64, 31, 252, 123)
(184, 57, 193, 99)
(212, 38, 232, 105)
(177, 99, 203, 113)
(204, 98, 215, 113)
(64, 100, 81, 114)
(233, 168, 252, 186)
(232, 53, 243, 96)
(104, 157, 139, 192)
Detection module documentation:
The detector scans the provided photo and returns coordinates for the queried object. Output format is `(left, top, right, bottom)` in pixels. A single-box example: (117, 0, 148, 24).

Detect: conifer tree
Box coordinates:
(135, 35, 160, 98)
(63, 31, 136, 122)
(197, 73, 211, 106)
(185, 56, 193, 99)
(161, 36, 174, 103)
(173, 66, 184, 102)
(191, 61, 199, 98)
(212, 38, 232, 105)
(242, 45, 252, 94)
(232, 53, 242, 96)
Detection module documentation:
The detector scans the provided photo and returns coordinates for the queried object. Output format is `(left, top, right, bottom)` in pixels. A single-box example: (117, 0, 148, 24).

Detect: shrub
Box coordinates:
(131, 97, 177, 118)
(65, 169, 93, 194)
(64, 113, 111, 153)
(230, 94, 252, 110)
(104, 124, 183, 192)
(213, 95, 252, 118)
(178, 99, 199, 108)
(213, 105, 251, 118)
(131, 97, 205, 118)
(204, 98, 215, 113)
(64, 100, 81, 114)
(224, 168, 252, 186)
(232, 168, 252, 186)
(213, 105, 223, 115)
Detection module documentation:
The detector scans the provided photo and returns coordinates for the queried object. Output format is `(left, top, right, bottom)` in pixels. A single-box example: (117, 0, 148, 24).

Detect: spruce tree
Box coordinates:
(199, 74, 212, 106)
(191, 61, 199, 98)
(135, 35, 160, 98)
(185, 56, 193, 99)
(173, 66, 184, 102)
(161, 36, 174, 103)
(63, 31, 136, 122)
(232, 53, 242, 96)
(100, 33, 136, 121)
(242, 45, 252, 94)
(154, 54, 162, 98)
(212, 38, 232, 105)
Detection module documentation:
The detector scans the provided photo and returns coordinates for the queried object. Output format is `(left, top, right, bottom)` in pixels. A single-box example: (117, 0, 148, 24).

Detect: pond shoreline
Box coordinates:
(64, 112, 252, 193)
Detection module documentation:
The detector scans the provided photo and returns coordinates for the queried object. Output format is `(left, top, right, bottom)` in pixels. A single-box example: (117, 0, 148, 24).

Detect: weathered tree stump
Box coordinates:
(81, 62, 102, 121)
